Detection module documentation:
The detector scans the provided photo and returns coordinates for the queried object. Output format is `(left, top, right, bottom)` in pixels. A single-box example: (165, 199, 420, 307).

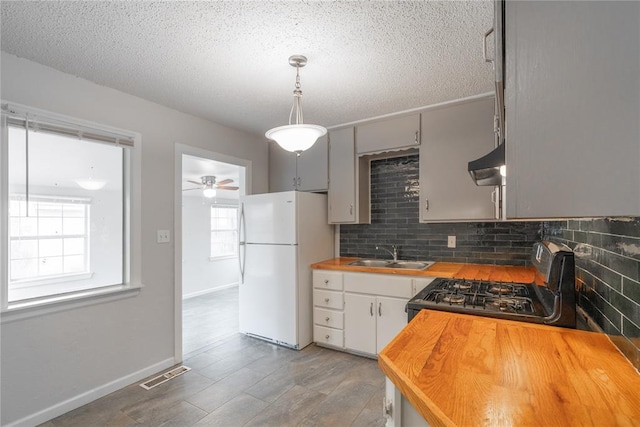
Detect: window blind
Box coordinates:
(2, 104, 135, 147)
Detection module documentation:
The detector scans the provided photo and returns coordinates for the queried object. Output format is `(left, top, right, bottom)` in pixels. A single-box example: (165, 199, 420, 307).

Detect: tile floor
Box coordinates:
(41, 287, 387, 426)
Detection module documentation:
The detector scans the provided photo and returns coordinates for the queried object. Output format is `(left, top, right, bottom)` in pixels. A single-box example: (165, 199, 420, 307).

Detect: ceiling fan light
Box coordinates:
(202, 188, 217, 198)
(265, 124, 327, 153)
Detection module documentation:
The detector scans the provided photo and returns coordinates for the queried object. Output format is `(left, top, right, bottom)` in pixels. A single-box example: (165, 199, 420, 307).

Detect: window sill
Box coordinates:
(1, 283, 143, 324)
(10, 271, 94, 289)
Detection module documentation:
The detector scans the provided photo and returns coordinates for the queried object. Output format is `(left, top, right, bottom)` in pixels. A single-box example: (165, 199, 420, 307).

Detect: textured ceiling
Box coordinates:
(1, 1, 494, 138)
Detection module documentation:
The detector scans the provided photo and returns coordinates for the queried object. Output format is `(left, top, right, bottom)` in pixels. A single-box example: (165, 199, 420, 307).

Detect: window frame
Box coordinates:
(1, 102, 140, 315)
(209, 204, 239, 261)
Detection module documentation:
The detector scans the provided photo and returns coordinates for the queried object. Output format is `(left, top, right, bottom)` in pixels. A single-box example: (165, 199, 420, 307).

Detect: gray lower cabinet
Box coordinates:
(419, 96, 497, 222)
(268, 135, 328, 192)
(312, 271, 345, 349)
(313, 270, 435, 357)
(340, 272, 412, 357)
(328, 127, 370, 224)
(505, 1, 640, 218)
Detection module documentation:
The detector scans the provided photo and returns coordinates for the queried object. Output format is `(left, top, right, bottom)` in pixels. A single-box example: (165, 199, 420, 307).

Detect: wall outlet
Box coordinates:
(447, 235, 456, 248)
(157, 229, 171, 243)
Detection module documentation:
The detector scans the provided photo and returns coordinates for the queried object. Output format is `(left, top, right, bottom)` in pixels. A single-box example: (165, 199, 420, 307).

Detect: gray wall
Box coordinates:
(340, 155, 545, 266)
(0, 52, 268, 425)
(544, 219, 640, 370)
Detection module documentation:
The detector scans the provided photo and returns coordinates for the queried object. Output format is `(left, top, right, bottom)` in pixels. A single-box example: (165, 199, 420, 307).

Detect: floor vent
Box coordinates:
(139, 365, 191, 390)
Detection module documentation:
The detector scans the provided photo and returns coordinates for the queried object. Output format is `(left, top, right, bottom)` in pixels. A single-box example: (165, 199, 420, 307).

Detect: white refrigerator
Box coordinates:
(238, 191, 334, 349)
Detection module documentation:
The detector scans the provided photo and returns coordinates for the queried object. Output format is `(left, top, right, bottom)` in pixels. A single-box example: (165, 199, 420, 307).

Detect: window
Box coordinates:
(9, 197, 90, 282)
(210, 205, 238, 259)
(2, 103, 135, 306)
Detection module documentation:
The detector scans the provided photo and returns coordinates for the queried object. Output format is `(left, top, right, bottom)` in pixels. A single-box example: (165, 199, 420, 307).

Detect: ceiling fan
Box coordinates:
(183, 175, 239, 198)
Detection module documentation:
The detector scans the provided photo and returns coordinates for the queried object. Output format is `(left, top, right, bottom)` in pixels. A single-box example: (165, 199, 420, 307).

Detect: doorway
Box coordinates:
(174, 144, 251, 362)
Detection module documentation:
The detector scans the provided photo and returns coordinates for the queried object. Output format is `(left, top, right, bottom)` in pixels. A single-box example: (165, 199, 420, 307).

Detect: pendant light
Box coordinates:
(265, 55, 327, 155)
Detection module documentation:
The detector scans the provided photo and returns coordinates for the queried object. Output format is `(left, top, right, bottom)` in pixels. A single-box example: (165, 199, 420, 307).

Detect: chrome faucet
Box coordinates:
(376, 245, 398, 262)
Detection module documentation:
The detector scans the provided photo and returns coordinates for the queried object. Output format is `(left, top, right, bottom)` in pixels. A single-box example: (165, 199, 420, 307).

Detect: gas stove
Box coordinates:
(407, 241, 576, 328)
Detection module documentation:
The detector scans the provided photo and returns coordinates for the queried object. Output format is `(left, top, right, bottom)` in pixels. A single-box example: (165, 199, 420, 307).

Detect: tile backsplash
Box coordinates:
(340, 155, 545, 266)
(544, 218, 640, 370)
(339, 154, 640, 369)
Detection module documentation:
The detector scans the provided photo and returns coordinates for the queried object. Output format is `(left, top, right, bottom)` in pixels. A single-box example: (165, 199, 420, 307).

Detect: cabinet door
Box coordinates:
(328, 127, 357, 223)
(505, 1, 640, 218)
(268, 143, 297, 192)
(344, 293, 376, 355)
(376, 296, 408, 354)
(297, 134, 328, 191)
(356, 114, 421, 154)
(419, 98, 497, 222)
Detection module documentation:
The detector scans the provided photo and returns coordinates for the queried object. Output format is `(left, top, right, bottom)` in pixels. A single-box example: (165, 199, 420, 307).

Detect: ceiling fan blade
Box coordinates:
(186, 180, 202, 185)
(217, 186, 239, 190)
(216, 178, 234, 186)
(182, 187, 201, 192)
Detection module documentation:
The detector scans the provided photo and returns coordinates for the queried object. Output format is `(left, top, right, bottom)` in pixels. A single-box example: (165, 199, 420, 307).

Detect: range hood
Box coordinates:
(468, 143, 504, 186)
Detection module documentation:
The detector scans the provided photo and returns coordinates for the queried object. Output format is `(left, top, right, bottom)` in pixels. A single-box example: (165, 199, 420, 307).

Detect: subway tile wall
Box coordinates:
(544, 219, 640, 370)
(339, 155, 545, 266)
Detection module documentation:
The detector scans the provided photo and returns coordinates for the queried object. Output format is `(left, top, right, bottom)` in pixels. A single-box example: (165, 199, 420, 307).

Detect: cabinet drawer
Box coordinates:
(343, 272, 413, 298)
(313, 289, 344, 310)
(313, 271, 343, 290)
(314, 325, 344, 348)
(314, 307, 344, 329)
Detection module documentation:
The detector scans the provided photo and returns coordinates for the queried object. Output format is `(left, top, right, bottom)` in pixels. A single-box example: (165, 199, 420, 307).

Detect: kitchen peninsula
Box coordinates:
(379, 310, 640, 426)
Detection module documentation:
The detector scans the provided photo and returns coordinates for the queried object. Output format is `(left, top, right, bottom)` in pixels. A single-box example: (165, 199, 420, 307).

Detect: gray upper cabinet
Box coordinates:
(297, 134, 328, 192)
(505, 1, 640, 218)
(356, 114, 421, 155)
(268, 142, 297, 192)
(268, 135, 329, 192)
(419, 97, 497, 222)
(328, 127, 370, 224)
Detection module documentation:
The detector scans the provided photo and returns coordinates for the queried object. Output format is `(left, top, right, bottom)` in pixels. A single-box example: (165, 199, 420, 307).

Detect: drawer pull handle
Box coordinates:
(325, 317, 330, 322)
(325, 298, 330, 303)
(370, 302, 374, 316)
(379, 302, 382, 316)
(325, 335, 330, 340)
(324, 279, 329, 285)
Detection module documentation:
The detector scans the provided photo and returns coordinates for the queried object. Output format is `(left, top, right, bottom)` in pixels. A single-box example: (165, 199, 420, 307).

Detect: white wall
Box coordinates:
(0, 52, 268, 426)
(182, 195, 239, 298)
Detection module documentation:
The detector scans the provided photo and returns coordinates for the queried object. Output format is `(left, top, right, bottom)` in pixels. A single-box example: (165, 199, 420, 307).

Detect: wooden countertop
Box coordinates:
(378, 310, 640, 427)
(311, 258, 540, 283)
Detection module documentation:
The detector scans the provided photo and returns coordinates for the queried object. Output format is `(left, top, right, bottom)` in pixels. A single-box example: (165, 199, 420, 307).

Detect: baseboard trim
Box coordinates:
(4, 358, 175, 427)
(183, 283, 238, 300)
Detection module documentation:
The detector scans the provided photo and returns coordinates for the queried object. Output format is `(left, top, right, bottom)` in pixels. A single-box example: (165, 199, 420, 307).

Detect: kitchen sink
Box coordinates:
(389, 261, 431, 270)
(346, 259, 432, 270)
(348, 259, 393, 268)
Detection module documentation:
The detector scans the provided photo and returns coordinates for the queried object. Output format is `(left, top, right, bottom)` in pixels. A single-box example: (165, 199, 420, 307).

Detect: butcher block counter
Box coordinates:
(378, 309, 640, 427)
(311, 258, 539, 283)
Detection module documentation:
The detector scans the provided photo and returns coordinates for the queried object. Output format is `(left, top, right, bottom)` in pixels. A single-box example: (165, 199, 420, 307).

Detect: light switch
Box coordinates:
(447, 235, 456, 248)
(157, 229, 171, 243)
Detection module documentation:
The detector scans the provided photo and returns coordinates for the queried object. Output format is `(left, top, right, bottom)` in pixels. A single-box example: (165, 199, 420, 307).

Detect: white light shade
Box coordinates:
(202, 188, 217, 198)
(265, 124, 327, 153)
(499, 165, 507, 177)
(76, 179, 107, 190)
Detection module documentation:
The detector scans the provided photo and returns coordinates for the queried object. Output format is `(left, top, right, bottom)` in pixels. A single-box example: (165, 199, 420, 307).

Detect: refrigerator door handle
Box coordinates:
(239, 203, 246, 283)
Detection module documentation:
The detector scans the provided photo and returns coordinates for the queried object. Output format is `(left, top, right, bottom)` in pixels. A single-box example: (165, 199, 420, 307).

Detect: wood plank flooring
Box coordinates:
(41, 287, 386, 426)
